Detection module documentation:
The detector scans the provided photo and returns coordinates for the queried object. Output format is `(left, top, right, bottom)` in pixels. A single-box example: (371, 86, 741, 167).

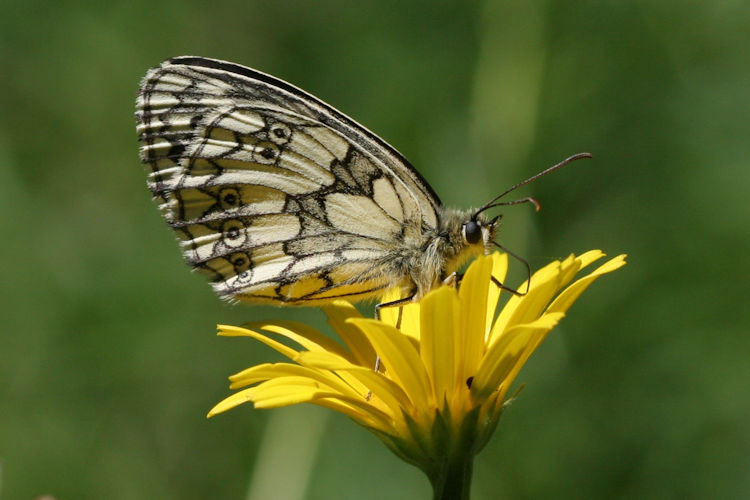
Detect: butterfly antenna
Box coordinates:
(475, 152, 592, 216)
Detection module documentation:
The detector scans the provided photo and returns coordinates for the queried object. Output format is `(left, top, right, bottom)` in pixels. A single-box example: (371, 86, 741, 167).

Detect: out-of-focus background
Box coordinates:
(2, 1, 749, 499)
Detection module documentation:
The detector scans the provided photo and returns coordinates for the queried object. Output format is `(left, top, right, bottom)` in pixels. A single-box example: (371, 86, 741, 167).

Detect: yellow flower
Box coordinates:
(208, 250, 626, 496)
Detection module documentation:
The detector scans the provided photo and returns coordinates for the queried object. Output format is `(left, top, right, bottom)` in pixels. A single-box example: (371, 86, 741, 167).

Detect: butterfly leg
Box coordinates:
(449, 268, 530, 296)
(490, 275, 529, 296)
(373, 297, 412, 371)
(375, 294, 414, 328)
(490, 242, 532, 295)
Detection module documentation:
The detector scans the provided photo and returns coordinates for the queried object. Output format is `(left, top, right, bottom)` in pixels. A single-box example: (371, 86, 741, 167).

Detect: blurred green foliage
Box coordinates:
(2, 1, 749, 498)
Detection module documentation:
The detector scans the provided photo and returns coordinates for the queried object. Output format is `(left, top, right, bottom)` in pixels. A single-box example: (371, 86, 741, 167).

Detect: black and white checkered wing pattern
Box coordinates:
(135, 56, 441, 304)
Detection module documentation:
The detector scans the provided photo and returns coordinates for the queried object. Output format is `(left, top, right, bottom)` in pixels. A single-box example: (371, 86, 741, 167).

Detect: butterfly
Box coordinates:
(135, 56, 589, 308)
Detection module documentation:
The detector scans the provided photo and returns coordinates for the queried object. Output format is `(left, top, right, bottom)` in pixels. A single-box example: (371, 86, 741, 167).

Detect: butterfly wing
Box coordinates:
(135, 56, 441, 304)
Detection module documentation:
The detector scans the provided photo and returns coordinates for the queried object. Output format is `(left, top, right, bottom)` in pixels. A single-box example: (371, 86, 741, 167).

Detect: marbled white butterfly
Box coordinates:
(135, 56, 588, 307)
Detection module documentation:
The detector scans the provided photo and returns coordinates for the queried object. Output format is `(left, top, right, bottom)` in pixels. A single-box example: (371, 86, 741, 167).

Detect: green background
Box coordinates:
(2, 1, 749, 498)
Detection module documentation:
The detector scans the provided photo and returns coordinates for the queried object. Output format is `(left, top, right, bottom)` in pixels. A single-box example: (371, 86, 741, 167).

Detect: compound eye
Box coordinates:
(462, 220, 482, 245)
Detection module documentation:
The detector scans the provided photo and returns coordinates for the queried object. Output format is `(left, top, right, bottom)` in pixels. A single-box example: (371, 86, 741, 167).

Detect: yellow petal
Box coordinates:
(217, 324, 300, 360)
(420, 286, 461, 401)
(396, 300, 422, 341)
(297, 350, 411, 417)
(208, 387, 257, 417)
(322, 301, 377, 367)
(338, 368, 412, 417)
(485, 252, 509, 330)
(228, 362, 285, 388)
(292, 350, 371, 396)
(548, 254, 627, 314)
(246, 320, 353, 359)
(473, 313, 564, 400)
(251, 383, 321, 408)
(458, 255, 492, 383)
(363, 290, 422, 341)
(575, 249, 607, 268)
(210, 376, 330, 413)
(380, 305, 421, 342)
(348, 318, 433, 411)
(229, 362, 361, 403)
(489, 253, 596, 343)
(310, 393, 395, 432)
(376, 288, 402, 326)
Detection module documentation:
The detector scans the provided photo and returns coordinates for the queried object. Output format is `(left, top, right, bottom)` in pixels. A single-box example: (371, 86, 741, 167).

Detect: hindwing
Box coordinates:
(135, 56, 442, 304)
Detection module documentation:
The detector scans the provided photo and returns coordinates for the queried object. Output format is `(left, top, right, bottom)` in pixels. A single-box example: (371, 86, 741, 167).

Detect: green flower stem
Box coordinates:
(430, 453, 474, 500)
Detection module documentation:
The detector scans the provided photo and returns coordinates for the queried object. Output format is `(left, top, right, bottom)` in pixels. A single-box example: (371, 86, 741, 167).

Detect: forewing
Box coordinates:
(135, 56, 441, 304)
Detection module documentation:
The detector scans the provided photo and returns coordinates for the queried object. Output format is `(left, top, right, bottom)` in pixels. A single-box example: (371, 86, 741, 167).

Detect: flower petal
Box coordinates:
(348, 318, 433, 411)
(308, 393, 395, 432)
(250, 379, 324, 408)
(575, 249, 607, 268)
(292, 350, 372, 398)
(485, 252, 509, 330)
(208, 388, 257, 416)
(458, 255, 493, 384)
(322, 301, 377, 367)
(217, 324, 300, 360)
(421, 286, 461, 402)
(297, 350, 412, 418)
(209, 376, 325, 415)
(547, 254, 627, 314)
(472, 313, 564, 400)
(246, 320, 353, 360)
(229, 362, 360, 404)
(376, 288, 402, 327)
(379, 294, 422, 341)
(396, 300, 422, 341)
(489, 252, 602, 344)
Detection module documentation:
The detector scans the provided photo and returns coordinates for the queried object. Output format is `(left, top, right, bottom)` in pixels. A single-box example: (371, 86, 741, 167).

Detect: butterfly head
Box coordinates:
(460, 213, 501, 254)
(439, 208, 501, 270)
